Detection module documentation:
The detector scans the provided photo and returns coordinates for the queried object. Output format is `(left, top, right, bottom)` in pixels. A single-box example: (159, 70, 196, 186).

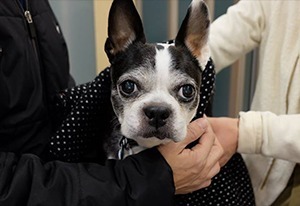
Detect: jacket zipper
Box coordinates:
(20, 0, 50, 123)
(24, 2, 39, 61)
(23, 0, 48, 108)
(14, 0, 39, 66)
(24, 10, 37, 39)
(24, 9, 40, 67)
(0, 47, 2, 65)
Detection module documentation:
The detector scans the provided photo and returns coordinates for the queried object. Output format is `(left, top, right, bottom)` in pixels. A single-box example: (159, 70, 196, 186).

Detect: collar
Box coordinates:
(118, 136, 139, 160)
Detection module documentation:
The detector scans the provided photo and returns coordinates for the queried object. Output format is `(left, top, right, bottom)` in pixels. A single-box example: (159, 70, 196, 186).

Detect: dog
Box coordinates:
(50, 1, 255, 203)
(104, 0, 211, 159)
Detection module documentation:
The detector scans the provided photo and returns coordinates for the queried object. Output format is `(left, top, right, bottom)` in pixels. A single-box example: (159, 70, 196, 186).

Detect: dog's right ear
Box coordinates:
(105, 0, 146, 62)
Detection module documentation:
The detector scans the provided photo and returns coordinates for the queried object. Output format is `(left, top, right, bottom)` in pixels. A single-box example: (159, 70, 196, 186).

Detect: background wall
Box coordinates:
(49, 0, 97, 85)
(50, 0, 254, 117)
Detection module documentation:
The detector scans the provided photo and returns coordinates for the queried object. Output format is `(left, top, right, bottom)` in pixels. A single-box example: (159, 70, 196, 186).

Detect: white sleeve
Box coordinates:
(209, 0, 265, 72)
(238, 111, 300, 163)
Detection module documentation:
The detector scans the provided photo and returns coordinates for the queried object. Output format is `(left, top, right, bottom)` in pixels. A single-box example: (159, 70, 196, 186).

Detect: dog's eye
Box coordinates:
(120, 80, 137, 95)
(179, 84, 195, 101)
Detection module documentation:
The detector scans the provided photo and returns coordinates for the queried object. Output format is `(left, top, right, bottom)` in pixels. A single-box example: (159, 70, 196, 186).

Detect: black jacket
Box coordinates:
(0, 0, 70, 157)
(0, 1, 175, 205)
(0, 150, 174, 206)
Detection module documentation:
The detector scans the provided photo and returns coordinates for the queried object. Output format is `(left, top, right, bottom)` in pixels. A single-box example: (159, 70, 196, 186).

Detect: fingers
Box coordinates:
(199, 132, 223, 176)
(191, 118, 217, 160)
(219, 156, 228, 167)
(186, 119, 223, 191)
(159, 117, 224, 194)
(207, 137, 224, 166)
(206, 117, 238, 166)
(177, 118, 208, 151)
(177, 161, 221, 194)
(159, 118, 208, 155)
(197, 163, 220, 189)
(186, 149, 222, 192)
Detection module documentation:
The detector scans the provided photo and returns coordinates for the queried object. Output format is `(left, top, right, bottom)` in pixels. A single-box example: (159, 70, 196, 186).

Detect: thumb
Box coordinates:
(177, 118, 208, 151)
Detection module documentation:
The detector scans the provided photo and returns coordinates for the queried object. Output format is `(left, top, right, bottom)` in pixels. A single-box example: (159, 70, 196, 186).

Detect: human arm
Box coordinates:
(208, 111, 300, 164)
(0, 118, 223, 206)
(0, 149, 174, 206)
(238, 111, 300, 163)
(209, 0, 265, 72)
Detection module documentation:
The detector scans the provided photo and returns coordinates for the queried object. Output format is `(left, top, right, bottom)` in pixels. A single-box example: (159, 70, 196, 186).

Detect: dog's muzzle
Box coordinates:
(143, 105, 171, 129)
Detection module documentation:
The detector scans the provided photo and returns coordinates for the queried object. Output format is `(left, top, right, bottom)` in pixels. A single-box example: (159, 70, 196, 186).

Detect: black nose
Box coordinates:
(143, 106, 171, 129)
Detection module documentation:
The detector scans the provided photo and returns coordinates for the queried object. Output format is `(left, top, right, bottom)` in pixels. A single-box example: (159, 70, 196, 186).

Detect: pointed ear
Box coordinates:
(105, 0, 146, 62)
(175, 0, 210, 69)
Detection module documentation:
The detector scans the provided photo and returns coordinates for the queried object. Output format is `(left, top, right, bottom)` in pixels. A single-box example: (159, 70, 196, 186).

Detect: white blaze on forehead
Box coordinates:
(191, 0, 202, 7)
(155, 43, 173, 90)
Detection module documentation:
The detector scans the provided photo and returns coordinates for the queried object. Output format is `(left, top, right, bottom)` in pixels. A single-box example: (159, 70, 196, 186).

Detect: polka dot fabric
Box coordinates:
(196, 58, 215, 117)
(175, 155, 255, 206)
(50, 59, 255, 205)
(175, 59, 255, 206)
(50, 68, 112, 162)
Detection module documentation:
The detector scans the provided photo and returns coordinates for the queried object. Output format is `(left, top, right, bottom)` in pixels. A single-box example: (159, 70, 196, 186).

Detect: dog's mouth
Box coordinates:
(130, 129, 175, 148)
(142, 130, 172, 140)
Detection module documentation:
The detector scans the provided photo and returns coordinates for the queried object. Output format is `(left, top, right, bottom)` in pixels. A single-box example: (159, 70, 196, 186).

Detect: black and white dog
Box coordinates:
(104, 0, 210, 159)
(51, 1, 255, 203)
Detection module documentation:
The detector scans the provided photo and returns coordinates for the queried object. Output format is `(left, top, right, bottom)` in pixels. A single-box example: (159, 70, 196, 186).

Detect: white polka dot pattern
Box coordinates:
(49, 59, 255, 205)
(50, 68, 112, 162)
(176, 59, 255, 205)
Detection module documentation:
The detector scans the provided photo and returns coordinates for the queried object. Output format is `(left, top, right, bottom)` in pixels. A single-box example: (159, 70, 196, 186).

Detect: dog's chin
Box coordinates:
(122, 124, 187, 148)
(131, 136, 172, 148)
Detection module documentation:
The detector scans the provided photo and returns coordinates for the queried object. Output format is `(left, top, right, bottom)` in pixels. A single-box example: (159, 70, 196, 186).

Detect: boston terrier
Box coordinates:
(104, 0, 210, 159)
(50, 1, 255, 203)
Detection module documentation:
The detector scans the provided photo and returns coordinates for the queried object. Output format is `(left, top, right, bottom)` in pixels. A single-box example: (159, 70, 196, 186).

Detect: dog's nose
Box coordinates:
(143, 106, 171, 129)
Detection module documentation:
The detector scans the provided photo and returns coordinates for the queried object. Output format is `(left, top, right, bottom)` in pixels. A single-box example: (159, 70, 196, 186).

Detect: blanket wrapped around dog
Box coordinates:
(49, 58, 255, 205)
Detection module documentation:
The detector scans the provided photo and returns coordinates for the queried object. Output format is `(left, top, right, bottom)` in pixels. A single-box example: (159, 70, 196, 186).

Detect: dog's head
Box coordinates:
(105, 0, 210, 148)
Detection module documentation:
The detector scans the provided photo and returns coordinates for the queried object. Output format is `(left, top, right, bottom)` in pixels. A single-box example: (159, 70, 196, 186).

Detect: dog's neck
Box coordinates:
(116, 137, 146, 160)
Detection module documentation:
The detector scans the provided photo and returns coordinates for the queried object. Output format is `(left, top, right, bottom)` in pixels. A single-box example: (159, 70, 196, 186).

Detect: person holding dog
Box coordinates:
(208, 0, 300, 205)
(0, 0, 224, 205)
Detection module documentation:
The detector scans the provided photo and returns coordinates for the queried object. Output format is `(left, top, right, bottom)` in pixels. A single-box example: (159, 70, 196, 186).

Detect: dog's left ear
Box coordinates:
(105, 0, 146, 62)
(175, 0, 210, 69)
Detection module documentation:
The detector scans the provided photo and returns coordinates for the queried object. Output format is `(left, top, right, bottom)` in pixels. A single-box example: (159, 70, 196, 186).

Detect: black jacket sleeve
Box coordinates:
(0, 148, 175, 206)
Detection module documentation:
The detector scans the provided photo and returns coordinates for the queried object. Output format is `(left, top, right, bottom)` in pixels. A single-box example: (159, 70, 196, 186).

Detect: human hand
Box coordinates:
(207, 117, 239, 166)
(158, 118, 223, 194)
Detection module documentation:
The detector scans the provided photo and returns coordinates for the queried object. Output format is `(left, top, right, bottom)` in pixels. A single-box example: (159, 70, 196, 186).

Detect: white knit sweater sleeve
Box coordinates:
(238, 111, 300, 163)
(209, 0, 265, 72)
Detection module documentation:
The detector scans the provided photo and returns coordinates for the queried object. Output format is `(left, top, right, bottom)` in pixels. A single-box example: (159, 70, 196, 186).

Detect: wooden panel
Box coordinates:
(167, 0, 178, 39)
(93, 0, 143, 73)
(93, 0, 112, 73)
